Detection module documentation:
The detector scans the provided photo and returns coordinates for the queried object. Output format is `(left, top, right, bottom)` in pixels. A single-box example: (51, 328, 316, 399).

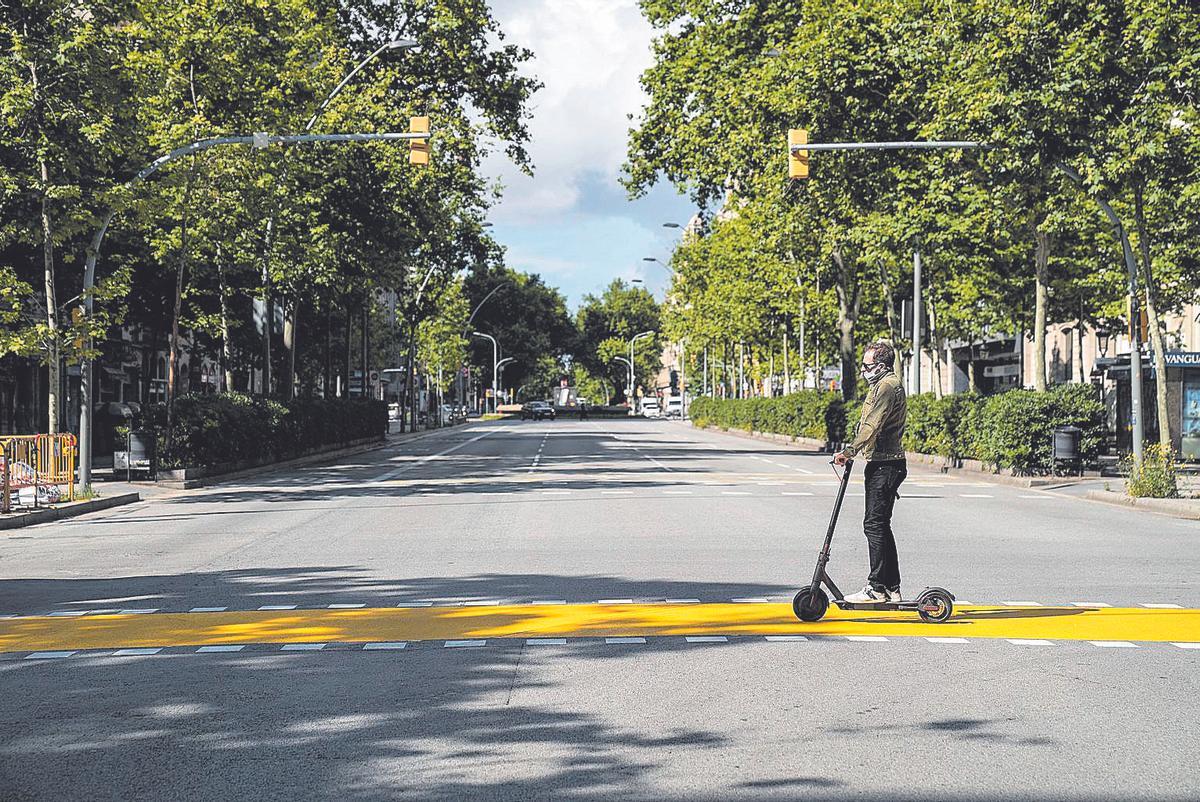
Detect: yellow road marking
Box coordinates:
(1, 603, 1197, 653)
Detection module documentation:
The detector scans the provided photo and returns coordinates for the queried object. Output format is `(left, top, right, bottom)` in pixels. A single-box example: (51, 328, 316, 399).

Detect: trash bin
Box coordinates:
(1053, 425, 1082, 475)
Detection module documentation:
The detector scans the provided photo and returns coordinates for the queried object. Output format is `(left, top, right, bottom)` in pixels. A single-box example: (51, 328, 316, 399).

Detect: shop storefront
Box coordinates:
(1095, 351, 1200, 460)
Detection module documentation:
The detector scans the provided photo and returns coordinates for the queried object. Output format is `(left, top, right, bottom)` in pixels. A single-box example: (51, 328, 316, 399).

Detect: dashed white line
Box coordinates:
(731, 597, 769, 604)
(1142, 603, 1184, 609)
(281, 643, 326, 651)
(112, 648, 162, 656)
(25, 651, 76, 659)
(1172, 642, 1200, 649)
(605, 637, 646, 644)
(925, 637, 969, 644)
(328, 603, 366, 609)
(782, 491, 814, 496)
(1090, 641, 1138, 648)
(196, 645, 244, 653)
(530, 600, 567, 605)
(1002, 601, 1043, 607)
(444, 640, 486, 648)
(363, 642, 408, 650)
(397, 602, 434, 608)
(959, 494, 994, 499)
(190, 607, 227, 613)
(662, 490, 694, 495)
(764, 635, 808, 642)
(846, 635, 889, 642)
(463, 600, 501, 606)
(47, 611, 86, 617)
(598, 599, 633, 604)
(1007, 639, 1054, 646)
(665, 598, 701, 604)
(258, 605, 297, 611)
(527, 638, 568, 646)
(1071, 602, 1112, 608)
(721, 491, 751, 496)
(600, 490, 634, 496)
(685, 636, 729, 643)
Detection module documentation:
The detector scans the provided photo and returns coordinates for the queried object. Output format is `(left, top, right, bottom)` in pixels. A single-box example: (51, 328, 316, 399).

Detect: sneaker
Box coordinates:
(844, 586, 889, 604)
(886, 588, 903, 603)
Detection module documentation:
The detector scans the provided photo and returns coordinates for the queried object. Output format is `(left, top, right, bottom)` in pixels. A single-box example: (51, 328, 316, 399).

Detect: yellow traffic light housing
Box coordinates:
(788, 128, 809, 179)
(409, 116, 430, 166)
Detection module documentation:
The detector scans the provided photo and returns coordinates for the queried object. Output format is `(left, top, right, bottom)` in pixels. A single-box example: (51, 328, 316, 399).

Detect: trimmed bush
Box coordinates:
(136, 392, 388, 469)
(689, 392, 846, 443)
(693, 383, 1106, 474)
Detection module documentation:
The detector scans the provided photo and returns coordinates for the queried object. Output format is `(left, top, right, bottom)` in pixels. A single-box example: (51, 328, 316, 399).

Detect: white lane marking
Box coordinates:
(666, 598, 701, 604)
(1172, 643, 1200, 649)
(397, 602, 434, 608)
(196, 645, 244, 653)
(462, 600, 501, 606)
(190, 607, 227, 613)
(1142, 603, 1184, 609)
(765, 635, 808, 642)
(26, 651, 76, 659)
(1019, 494, 1051, 499)
(85, 609, 122, 615)
(685, 636, 728, 643)
(1007, 639, 1054, 646)
(258, 605, 298, 611)
(529, 600, 567, 605)
(1071, 602, 1112, 608)
(47, 611, 86, 617)
(598, 599, 633, 604)
(721, 491, 751, 496)
(372, 428, 499, 482)
(904, 494, 938, 498)
(541, 490, 571, 496)
(444, 640, 486, 648)
(662, 490, 694, 495)
(118, 608, 159, 614)
(605, 637, 646, 644)
(600, 490, 634, 496)
(925, 637, 969, 644)
(731, 597, 769, 604)
(527, 638, 568, 645)
(846, 636, 889, 642)
(281, 643, 326, 651)
(328, 603, 366, 609)
(363, 642, 408, 650)
(1002, 601, 1043, 607)
(112, 648, 162, 656)
(757, 481, 786, 486)
(782, 491, 814, 496)
(959, 494, 994, 498)
(1090, 641, 1138, 648)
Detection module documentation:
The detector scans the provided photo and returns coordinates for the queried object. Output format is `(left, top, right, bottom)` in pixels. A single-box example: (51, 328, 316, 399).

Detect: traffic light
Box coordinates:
(1128, 298, 1148, 342)
(788, 128, 809, 179)
(409, 116, 430, 166)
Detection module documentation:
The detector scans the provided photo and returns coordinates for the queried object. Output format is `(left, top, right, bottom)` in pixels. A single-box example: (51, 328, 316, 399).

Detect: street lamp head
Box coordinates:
(642, 257, 658, 262)
(662, 222, 681, 229)
(386, 39, 420, 50)
(480, 222, 494, 228)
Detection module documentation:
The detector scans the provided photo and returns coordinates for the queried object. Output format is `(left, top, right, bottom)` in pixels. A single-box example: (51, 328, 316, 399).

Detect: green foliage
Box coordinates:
(689, 392, 845, 442)
(1122, 443, 1178, 499)
(575, 279, 662, 402)
(138, 392, 386, 469)
(974, 384, 1106, 474)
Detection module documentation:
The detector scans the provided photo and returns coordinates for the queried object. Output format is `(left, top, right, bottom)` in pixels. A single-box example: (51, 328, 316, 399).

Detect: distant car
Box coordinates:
(641, 399, 661, 418)
(521, 401, 556, 421)
(388, 402, 401, 419)
(664, 396, 683, 418)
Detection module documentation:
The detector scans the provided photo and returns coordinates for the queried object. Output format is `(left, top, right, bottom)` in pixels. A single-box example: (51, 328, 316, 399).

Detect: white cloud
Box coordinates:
(485, 0, 654, 222)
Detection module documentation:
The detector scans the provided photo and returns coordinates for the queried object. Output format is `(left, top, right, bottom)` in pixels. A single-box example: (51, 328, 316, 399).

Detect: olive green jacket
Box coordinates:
(843, 371, 907, 461)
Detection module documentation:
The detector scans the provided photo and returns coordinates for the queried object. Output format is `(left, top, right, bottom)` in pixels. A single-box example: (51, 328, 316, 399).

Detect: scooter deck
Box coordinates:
(833, 600, 923, 613)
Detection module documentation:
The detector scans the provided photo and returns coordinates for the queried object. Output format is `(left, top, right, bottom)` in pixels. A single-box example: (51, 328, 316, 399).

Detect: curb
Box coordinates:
(0, 492, 141, 531)
(1083, 489, 1200, 521)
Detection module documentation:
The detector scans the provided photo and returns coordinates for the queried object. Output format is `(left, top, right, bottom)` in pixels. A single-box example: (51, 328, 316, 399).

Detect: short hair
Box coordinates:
(864, 341, 895, 367)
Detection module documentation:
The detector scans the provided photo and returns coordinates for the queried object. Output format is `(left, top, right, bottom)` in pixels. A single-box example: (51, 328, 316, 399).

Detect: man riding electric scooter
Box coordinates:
(832, 341, 907, 604)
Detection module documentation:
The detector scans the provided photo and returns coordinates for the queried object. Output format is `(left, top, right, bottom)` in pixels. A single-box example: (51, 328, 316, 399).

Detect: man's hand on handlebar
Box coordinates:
(833, 452, 851, 467)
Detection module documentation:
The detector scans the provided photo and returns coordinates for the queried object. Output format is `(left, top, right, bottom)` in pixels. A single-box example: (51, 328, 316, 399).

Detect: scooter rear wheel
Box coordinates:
(916, 588, 954, 623)
(793, 588, 829, 622)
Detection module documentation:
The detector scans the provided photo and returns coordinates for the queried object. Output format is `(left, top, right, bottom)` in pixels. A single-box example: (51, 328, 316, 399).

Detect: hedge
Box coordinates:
(135, 392, 388, 469)
(692, 384, 1107, 475)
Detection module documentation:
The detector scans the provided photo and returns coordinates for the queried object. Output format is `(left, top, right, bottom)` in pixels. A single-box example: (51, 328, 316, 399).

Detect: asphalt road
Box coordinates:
(0, 418, 1196, 801)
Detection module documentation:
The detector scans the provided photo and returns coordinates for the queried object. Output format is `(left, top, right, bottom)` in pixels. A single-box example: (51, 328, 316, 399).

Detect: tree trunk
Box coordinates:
(832, 248, 860, 401)
(967, 344, 978, 393)
(282, 299, 297, 400)
(1033, 226, 1050, 391)
(167, 163, 195, 427)
(217, 245, 234, 392)
(1134, 182, 1171, 448)
(324, 303, 333, 398)
(38, 158, 60, 435)
(343, 303, 352, 398)
(926, 294, 944, 399)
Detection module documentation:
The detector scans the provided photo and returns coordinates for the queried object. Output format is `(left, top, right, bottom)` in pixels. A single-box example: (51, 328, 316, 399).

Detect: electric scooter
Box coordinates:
(792, 460, 955, 623)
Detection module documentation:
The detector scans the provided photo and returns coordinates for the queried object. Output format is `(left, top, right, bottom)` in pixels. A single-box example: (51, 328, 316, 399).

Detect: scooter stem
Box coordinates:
(811, 460, 853, 589)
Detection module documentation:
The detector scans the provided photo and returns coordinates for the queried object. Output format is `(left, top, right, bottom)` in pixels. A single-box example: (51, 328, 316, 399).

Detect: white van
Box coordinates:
(664, 395, 683, 418)
(640, 398, 661, 418)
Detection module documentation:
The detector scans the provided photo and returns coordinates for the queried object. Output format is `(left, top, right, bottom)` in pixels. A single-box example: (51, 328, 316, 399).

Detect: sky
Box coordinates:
(483, 0, 695, 309)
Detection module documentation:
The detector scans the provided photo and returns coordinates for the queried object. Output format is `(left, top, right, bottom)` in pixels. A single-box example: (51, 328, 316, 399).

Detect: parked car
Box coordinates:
(521, 401, 556, 421)
(664, 396, 683, 418)
(640, 398, 661, 418)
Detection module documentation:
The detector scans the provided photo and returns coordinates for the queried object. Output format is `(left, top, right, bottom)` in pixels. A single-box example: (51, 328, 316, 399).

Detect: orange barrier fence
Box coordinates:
(1, 434, 77, 513)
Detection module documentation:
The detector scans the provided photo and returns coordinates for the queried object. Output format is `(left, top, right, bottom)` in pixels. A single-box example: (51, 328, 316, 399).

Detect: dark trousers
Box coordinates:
(863, 459, 906, 592)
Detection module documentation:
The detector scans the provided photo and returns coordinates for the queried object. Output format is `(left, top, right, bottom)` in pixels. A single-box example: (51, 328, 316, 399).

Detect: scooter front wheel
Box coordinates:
(793, 587, 829, 622)
(916, 588, 954, 623)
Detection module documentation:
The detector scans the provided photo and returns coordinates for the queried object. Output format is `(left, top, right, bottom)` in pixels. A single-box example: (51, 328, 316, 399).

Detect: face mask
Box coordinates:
(861, 361, 890, 385)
